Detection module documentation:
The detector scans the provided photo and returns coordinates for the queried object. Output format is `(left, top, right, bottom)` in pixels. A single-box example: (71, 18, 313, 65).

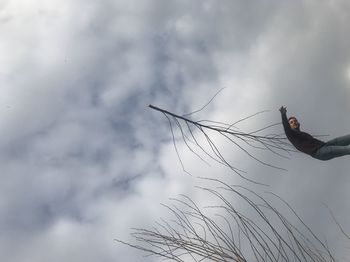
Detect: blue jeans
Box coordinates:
(312, 134, 350, 160)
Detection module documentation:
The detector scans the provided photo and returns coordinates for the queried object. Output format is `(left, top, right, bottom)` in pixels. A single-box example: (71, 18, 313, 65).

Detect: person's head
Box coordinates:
(288, 116, 300, 130)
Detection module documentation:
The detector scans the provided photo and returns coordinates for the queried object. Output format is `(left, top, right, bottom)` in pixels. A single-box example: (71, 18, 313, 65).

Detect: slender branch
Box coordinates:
(149, 104, 292, 185)
(117, 178, 337, 261)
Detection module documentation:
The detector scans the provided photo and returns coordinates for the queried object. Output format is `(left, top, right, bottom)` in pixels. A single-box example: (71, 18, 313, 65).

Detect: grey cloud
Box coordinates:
(2, 0, 350, 261)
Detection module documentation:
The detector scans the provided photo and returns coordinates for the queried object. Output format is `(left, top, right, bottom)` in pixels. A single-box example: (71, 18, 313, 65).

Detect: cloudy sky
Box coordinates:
(1, 0, 350, 261)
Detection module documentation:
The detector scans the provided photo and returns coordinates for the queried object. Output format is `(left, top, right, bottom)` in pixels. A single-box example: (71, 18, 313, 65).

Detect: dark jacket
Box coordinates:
(281, 112, 325, 155)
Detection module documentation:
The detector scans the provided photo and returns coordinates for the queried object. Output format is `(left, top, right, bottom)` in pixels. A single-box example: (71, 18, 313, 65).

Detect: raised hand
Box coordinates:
(279, 106, 287, 114)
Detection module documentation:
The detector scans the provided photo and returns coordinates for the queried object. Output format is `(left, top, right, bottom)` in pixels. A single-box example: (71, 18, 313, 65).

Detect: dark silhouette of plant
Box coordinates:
(149, 103, 294, 185)
(116, 177, 336, 262)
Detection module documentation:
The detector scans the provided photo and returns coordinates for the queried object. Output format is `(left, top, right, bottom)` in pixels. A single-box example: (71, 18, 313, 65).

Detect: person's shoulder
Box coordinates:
(299, 131, 314, 138)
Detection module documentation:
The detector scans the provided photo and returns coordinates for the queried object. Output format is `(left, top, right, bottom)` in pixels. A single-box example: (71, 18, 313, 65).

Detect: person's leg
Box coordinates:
(313, 145, 350, 160)
(325, 134, 350, 146)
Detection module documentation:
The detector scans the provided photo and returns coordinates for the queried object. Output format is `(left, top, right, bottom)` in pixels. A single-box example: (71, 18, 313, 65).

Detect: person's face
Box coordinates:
(288, 117, 300, 130)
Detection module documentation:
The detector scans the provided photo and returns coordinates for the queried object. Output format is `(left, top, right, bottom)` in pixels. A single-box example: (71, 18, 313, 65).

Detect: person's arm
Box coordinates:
(279, 106, 292, 136)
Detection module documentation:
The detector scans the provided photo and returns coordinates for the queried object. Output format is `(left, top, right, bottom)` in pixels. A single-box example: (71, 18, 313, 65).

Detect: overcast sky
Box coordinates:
(1, 0, 350, 261)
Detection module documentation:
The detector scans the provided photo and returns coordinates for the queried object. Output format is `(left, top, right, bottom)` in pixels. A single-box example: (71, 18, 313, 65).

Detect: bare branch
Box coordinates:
(149, 104, 293, 185)
(117, 178, 337, 262)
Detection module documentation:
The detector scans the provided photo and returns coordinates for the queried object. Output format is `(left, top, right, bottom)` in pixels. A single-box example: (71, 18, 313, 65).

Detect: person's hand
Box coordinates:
(279, 106, 287, 114)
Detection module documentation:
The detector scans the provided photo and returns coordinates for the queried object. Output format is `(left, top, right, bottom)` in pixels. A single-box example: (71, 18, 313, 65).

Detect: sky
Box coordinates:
(1, 0, 350, 261)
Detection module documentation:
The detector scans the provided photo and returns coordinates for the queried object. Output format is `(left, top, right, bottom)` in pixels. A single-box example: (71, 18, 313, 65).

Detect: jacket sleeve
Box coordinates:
(281, 111, 292, 137)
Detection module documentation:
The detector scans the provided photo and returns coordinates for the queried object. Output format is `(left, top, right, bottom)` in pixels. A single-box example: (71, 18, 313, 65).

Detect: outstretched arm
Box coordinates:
(279, 106, 292, 135)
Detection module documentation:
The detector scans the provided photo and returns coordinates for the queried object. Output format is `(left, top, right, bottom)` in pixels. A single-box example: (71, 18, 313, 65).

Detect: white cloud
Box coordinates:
(1, 0, 350, 261)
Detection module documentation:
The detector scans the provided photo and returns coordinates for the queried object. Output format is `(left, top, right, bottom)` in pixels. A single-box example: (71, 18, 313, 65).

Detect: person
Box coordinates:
(279, 106, 350, 160)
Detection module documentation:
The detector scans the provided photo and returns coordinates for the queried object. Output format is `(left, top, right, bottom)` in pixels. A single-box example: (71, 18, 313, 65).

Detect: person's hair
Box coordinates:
(288, 116, 297, 122)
